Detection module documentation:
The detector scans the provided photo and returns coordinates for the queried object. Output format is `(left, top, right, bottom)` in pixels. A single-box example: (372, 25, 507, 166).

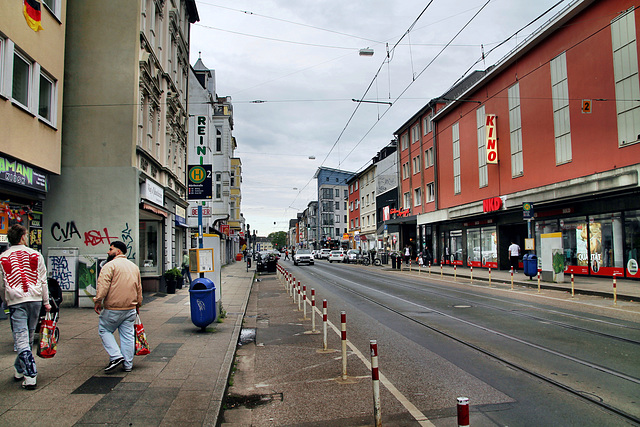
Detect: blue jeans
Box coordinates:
(98, 309, 136, 369)
(181, 266, 192, 286)
(10, 302, 42, 378)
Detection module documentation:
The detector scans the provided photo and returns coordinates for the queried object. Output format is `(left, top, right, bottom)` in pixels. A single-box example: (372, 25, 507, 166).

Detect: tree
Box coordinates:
(268, 231, 287, 249)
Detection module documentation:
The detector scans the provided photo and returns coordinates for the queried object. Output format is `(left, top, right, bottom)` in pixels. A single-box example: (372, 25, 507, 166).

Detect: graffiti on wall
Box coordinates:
(49, 255, 74, 290)
(50, 221, 136, 259)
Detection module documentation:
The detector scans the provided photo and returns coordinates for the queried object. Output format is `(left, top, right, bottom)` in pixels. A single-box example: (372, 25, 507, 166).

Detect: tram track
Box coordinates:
(293, 262, 640, 424)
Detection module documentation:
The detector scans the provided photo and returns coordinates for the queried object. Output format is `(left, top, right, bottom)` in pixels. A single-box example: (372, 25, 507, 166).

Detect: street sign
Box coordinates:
(187, 164, 212, 200)
(523, 202, 534, 219)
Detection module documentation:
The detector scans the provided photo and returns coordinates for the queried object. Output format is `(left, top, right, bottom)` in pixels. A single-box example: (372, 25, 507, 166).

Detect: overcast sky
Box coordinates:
(189, 0, 568, 237)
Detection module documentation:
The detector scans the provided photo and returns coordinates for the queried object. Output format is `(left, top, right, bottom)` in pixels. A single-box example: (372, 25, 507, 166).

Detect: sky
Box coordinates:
(189, 0, 569, 237)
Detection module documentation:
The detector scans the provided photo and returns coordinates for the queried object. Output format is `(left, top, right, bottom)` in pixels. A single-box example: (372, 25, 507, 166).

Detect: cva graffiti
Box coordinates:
(51, 221, 135, 258)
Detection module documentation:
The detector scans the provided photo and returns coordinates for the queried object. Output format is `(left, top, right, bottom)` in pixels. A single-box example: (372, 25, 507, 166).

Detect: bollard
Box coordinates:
(297, 281, 302, 310)
(322, 300, 328, 351)
(311, 289, 317, 332)
(429, 261, 431, 276)
(454, 264, 457, 281)
(489, 267, 492, 287)
(470, 265, 473, 283)
(441, 263, 443, 277)
(510, 268, 514, 290)
(370, 340, 382, 427)
(457, 397, 469, 427)
(613, 274, 618, 305)
(409, 259, 412, 272)
(302, 285, 307, 319)
(571, 273, 575, 298)
(341, 311, 347, 380)
(537, 270, 541, 293)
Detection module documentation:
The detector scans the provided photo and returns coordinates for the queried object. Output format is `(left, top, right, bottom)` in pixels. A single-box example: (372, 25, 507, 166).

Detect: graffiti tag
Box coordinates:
(49, 255, 74, 290)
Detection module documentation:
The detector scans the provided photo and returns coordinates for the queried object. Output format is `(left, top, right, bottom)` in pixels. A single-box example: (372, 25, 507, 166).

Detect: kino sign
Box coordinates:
(486, 114, 498, 164)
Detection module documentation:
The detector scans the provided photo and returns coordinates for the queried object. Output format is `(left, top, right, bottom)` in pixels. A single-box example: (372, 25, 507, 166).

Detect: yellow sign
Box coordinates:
(189, 248, 215, 273)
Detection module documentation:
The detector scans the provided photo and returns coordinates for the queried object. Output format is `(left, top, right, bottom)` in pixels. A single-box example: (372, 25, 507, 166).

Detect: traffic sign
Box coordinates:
(188, 164, 212, 200)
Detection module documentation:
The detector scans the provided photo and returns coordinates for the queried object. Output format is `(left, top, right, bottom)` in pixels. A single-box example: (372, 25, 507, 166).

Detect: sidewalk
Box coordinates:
(384, 263, 640, 302)
(0, 261, 254, 426)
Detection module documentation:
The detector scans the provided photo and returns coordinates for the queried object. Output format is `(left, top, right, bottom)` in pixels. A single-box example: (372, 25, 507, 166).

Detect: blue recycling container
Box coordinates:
(523, 254, 538, 278)
(189, 278, 216, 329)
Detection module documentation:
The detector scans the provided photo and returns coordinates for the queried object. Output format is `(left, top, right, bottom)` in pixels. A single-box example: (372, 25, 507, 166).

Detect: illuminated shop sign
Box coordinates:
(486, 114, 497, 164)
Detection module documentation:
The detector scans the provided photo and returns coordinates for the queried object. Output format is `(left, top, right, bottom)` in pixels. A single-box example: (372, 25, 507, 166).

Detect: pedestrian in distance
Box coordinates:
(404, 245, 411, 265)
(94, 241, 143, 373)
(0, 224, 50, 390)
(284, 249, 289, 260)
(508, 240, 521, 273)
(181, 250, 191, 287)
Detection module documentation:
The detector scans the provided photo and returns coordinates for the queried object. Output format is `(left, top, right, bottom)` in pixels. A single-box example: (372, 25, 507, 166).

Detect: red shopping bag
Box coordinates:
(37, 312, 57, 358)
(135, 314, 150, 356)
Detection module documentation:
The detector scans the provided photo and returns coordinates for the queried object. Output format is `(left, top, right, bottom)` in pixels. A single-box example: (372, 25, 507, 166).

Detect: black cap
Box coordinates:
(111, 241, 127, 255)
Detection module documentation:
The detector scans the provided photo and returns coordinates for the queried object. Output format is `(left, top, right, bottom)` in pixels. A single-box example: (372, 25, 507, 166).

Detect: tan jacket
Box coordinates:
(94, 255, 142, 310)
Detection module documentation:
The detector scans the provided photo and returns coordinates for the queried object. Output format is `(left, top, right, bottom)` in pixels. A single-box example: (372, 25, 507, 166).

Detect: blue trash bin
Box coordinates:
(523, 254, 538, 278)
(189, 278, 216, 329)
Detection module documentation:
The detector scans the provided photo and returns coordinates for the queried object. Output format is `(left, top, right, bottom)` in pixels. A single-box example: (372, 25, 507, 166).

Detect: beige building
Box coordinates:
(43, 0, 199, 296)
(0, 0, 66, 253)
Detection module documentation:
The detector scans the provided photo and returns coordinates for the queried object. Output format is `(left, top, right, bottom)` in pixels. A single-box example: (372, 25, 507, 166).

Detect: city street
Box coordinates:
(265, 259, 640, 425)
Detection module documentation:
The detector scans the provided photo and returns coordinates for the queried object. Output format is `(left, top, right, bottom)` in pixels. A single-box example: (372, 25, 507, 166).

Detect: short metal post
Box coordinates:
(510, 268, 514, 290)
(454, 265, 457, 281)
(457, 397, 469, 427)
(489, 267, 492, 287)
(297, 281, 302, 310)
(470, 265, 473, 283)
(440, 263, 443, 277)
(370, 340, 382, 427)
(537, 270, 541, 293)
(311, 289, 317, 332)
(322, 300, 328, 351)
(613, 274, 618, 305)
(341, 311, 347, 380)
(302, 285, 307, 319)
(429, 261, 431, 275)
(571, 273, 575, 298)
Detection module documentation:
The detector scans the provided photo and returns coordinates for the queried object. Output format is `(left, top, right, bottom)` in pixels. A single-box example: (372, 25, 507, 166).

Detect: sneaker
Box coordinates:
(22, 376, 36, 390)
(14, 367, 24, 381)
(104, 357, 124, 372)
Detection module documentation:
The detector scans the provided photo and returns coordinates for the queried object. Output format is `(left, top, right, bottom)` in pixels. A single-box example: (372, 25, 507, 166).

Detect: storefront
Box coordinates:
(0, 154, 49, 255)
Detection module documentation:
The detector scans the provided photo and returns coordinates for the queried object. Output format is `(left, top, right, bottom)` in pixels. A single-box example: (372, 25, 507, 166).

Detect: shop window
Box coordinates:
(624, 210, 640, 277)
(139, 221, 160, 275)
(467, 228, 481, 266)
(481, 227, 497, 268)
(449, 230, 463, 265)
(588, 213, 624, 276)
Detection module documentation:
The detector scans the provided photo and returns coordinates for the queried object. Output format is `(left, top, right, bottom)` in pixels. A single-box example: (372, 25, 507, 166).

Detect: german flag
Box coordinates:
(23, 0, 43, 32)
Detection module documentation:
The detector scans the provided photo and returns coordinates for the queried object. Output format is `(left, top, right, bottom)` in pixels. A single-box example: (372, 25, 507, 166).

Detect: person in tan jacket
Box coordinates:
(94, 241, 142, 372)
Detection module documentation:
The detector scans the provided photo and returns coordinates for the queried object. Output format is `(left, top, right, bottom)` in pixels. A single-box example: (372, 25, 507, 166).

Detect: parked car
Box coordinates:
(293, 249, 314, 266)
(346, 249, 360, 263)
(319, 248, 332, 259)
(328, 250, 346, 263)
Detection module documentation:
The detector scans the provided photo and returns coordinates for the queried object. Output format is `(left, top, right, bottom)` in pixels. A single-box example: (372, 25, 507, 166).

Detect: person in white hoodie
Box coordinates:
(0, 224, 50, 389)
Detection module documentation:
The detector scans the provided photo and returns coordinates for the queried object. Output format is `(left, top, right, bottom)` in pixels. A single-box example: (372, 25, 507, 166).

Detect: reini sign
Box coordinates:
(188, 116, 212, 200)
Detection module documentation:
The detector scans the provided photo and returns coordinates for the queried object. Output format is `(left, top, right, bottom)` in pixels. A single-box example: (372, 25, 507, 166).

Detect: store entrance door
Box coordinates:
(499, 223, 527, 270)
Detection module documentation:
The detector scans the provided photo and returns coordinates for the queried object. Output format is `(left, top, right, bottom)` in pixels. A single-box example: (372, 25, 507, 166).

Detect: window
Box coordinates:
(335, 228, 340, 236)
(38, 72, 53, 121)
(424, 147, 433, 169)
(335, 214, 340, 223)
(216, 127, 222, 151)
(414, 188, 422, 206)
(215, 173, 222, 199)
(350, 219, 354, 228)
(344, 189, 348, 198)
(362, 197, 365, 207)
(412, 155, 421, 174)
(550, 52, 572, 164)
(350, 184, 353, 194)
(344, 215, 347, 223)
(230, 201, 236, 220)
(230, 171, 235, 187)
(423, 113, 433, 135)
(453, 123, 461, 194)
(344, 201, 347, 210)
(401, 133, 409, 150)
(411, 124, 420, 143)
(476, 106, 488, 188)
(334, 189, 339, 198)
(508, 83, 524, 177)
(12, 51, 31, 108)
(355, 181, 358, 190)
(335, 201, 340, 210)
(403, 192, 411, 210)
(366, 194, 369, 205)
(349, 202, 353, 211)
(612, 9, 640, 147)
(43, 0, 60, 18)
(426, 182, 435, 202)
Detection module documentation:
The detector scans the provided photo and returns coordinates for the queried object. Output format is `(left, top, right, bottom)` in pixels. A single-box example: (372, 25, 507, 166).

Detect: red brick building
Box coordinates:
(416, 0, 640, 279)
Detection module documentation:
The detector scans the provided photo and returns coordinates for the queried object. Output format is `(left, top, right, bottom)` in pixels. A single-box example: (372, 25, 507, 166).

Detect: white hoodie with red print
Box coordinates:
(0, 245, 49, 306)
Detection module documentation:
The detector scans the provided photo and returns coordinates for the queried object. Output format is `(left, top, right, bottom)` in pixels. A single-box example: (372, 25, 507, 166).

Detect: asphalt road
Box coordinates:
(284, 258, 640, 426)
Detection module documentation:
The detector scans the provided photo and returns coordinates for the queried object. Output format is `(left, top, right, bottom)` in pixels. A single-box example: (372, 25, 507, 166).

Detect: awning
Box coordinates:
(141, 202, 168, 218)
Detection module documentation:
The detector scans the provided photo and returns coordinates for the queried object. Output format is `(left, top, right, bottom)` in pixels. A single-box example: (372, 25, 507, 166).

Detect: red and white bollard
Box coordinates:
(341, 311, 347, 380)
(322, 299, 328, 351)
(429, 261, 431, 275)
(457, 397, 469, 427)
(510, 268, 514, 290)
(454, 264, 457, 281)
(537, 270, 541, 293)
(311, 289, 317, 332)
(571, 273, 575, 298)
(297, 281, 302, 311)
(613, 273, 619, 305)
(302, 285, 307, 319)
(470, 265, 473, 283)
(489, 267, 492, 287)
(370, 340, 382, 427)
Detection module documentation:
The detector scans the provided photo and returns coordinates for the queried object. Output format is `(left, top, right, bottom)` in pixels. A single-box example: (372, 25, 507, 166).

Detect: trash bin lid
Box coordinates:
(191, 278, 215, 290)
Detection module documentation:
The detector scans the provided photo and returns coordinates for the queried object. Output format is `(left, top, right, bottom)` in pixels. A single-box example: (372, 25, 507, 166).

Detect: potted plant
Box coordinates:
(164, 268, 182, 294)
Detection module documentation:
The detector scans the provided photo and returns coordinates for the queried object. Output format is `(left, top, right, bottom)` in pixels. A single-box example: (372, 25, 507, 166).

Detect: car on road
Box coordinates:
(346, 249, 360, 263)
(319, 248, 332, 259)
(293, 249, 314, 266)
(328, 250, 346, 263)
